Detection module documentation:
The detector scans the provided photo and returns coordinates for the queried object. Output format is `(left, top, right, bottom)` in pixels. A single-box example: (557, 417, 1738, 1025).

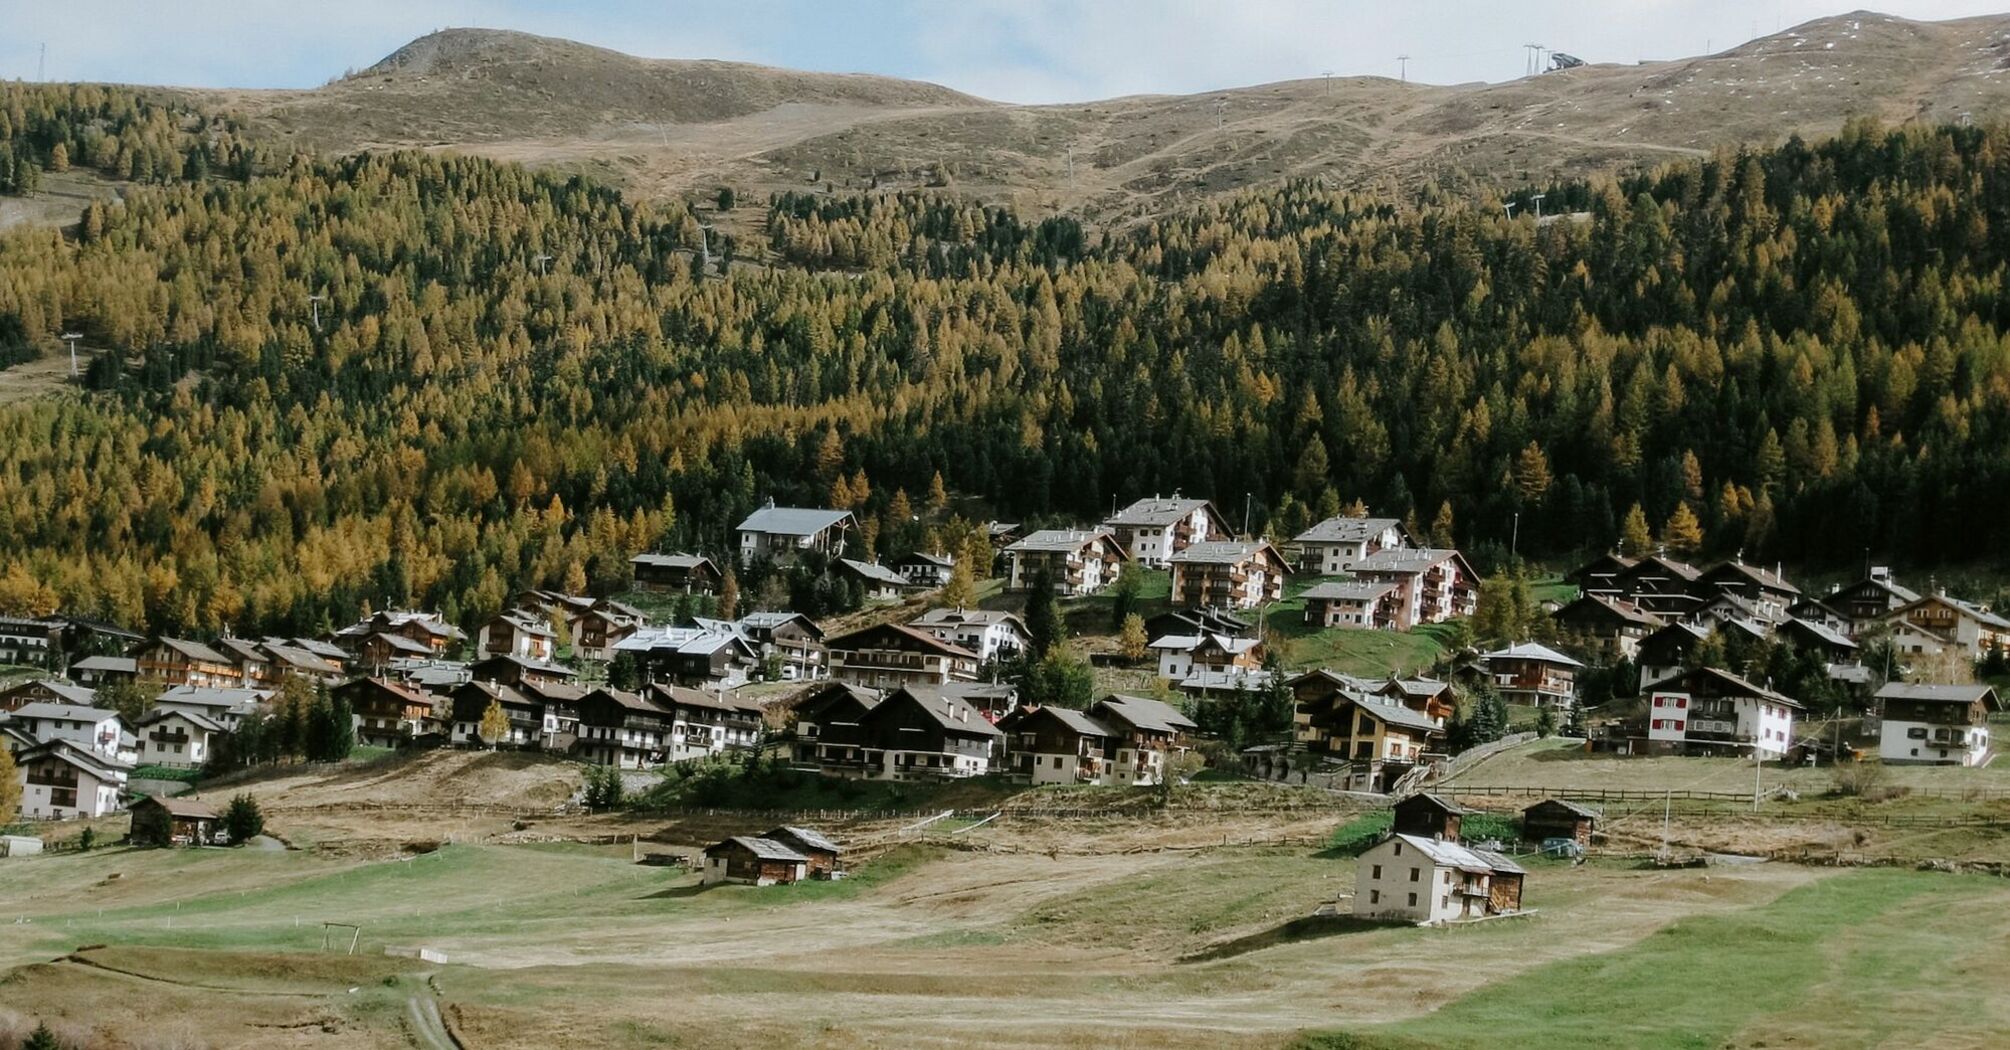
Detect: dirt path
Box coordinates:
(405, 979, 459, 1050)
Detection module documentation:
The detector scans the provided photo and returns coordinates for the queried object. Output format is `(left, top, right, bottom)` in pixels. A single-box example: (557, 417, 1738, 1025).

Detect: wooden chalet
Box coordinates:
(1460, 642, 1582, 710)
(447, 680, 549, 749)
(1355, 834, 1524, 924)
(129, 795, 219, 847)
(334, 676, 439, 747)
(737, 612, 827, 681)
(735, 503, 856, 566)
(1550, 593, 1663, 661)
(0, 678, 96, 712)
(1522, 798, 1599, 846)
(1392, 792, 1469, 840)
(702, 836, 809, 886)
(1876, 682, 2000, 766)
(889, 551, 955, 589)
(1637, 666, 1801, 759)
(573, 687, 672, 769)
(630, 553, 721, 594)
(763, 826, 843, 878)
(134, 637, 243, 689)
(468, 653, 579, 689)
(837, 558, 913, 601)
(826, 623, 979, 688)
(790, 682, 883, 769)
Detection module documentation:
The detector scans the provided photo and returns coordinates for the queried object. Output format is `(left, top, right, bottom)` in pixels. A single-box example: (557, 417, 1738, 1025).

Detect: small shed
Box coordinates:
(1392, 792, 1469, 840)
(764, 826, 843, 878)
(702, 836, 810, 886)
(0, 835, 44, 857)
(1522, 798, 1600, 846)
(129, 796, 220, 848)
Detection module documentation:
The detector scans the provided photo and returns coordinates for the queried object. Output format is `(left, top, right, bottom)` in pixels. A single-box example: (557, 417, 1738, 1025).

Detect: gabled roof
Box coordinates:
(367, 632, 434, 656)
(1005, 528, 1122, 555)
(651, 683, 765, 716)
(139, 795, 219, 820)
(8, 701, 117, 724)
(1168, 540, 1284, 566)
(340, 676, 436, 708)
(765, 826, 842, 855)
(1875, 682, 2000, 708)
(1387, 833, 1524, 875)
(1782, 617, 1857, 652)
(631, 552, 716, 571)
(1146, 632, 1259, 656)
(881, 686, 1003, 737)
(1552, 593, 1664, 627)
(1294, 515, 1404, 544)
(1642, 665, 1803, 709)
(16, 737, 132, 775)
(892, 551, 954, 568)
(469, 653, 580, 679)
(739, 611, 821, 635)
(69, 655, 138, 674)
(1355, 547, 1470, 577)
(1348, 695, 1442, 734)
(1524, 797, 1601, 819)
(1104, 496, 1217, 528)
(1622, 554, 1702, 582)
(149, 636, 233, 664)
(1017, 704, 1116, 738)
(1290, 668, 1384, 694)
(1385, 678, 1451, 701)
(909, 608, 1027, 633)
(1398, 791, 1472, 815)
(215, 638, 268, 665)
(706, 835, 810, 862)
(1094, 694, 1199, 734)
(826, 623, 978, 660)
(838, 558, 911, 588)
(1698, 560, 1800, 595)
(137, 707, 224, 733)
(1480, 642, 1584, 668)
(157, 685, 272, 708)
(737, 505, 854, 537)
(1, 679, 97, 706)
(1300, 580, 1398, 602)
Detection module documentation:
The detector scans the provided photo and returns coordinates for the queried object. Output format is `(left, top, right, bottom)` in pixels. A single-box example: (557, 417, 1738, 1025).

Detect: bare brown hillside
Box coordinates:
(137, 11, 2010, 219)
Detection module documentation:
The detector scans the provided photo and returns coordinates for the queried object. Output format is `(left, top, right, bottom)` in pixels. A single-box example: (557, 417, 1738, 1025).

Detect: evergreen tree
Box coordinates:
(23, 1022, 61, 1050)
(1620, 504, 1654, 556)
(1661, 503, 1704, 556)
(224, 793, 264, 843)
(1024, 567, 1064, 658)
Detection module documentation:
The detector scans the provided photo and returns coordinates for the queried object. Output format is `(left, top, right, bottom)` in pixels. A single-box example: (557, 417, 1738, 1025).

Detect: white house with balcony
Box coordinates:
(1876, 682, 1999, 766)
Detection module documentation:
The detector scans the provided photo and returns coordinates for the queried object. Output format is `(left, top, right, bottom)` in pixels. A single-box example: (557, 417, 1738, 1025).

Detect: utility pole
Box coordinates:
(38, 43, 46, 83)
(1214, 97, 1227, 130)
(533, 253, 553, 277)
(1243, 492, 1253, 538)
(1753, 748, 1763, 812)
(1504, 200, 1517, 220)
(308, 294, 325, 333)
(1397, 55, 1410, 83)
(1530, 192, 1547, 220)
(60, 332, 82, 377)
(1510, 511, 1520, 563)
(698, 224, 714, 275)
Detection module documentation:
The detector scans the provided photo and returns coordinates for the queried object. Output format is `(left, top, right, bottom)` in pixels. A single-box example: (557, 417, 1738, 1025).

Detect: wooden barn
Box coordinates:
(764, 826, 843, 878)
(702, 836, 810, 886)
(129, 796, 219, 847)
(1522, 798, 1599, 846)
(1391, 792, 1469, 840)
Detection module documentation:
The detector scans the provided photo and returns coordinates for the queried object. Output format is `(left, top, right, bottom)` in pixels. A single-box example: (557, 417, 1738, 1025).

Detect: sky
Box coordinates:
(3, 0, 2009, 104)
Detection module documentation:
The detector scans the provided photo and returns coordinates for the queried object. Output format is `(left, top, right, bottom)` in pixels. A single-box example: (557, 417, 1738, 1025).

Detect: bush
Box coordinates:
(1830, 759, 1887, 798)
(224, 793, 264, 843)
(582, 765, 625, 808)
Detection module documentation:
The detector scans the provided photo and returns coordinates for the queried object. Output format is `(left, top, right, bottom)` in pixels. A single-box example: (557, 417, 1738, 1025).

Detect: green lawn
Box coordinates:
(1446, 737, 2010, 796)
(1256, 577, 1455, 678)
(1299, 868, 2010, 1050)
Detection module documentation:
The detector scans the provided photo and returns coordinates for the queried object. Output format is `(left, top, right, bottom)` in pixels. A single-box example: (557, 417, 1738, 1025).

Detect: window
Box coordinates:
(1369, 890, 1380, 904)
(1407, 893, 1417, 907)
(1907, 727, 1927, 739)
(1372, 865, 1382, 879)
(1652, 719, 1663, 730)
(1675, 697, 1687, 709)
(1053, 757, 1062, 769)
(1393, 842, 1402, 857)
(1410, 867, 1421, 882)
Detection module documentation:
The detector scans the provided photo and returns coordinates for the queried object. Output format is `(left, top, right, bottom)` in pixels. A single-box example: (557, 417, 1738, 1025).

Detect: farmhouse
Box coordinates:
(1876, 682, 1999, 766)
(1291, 515, 1410, 575)
(908, 607, 1029, 663)
(1460, 642, 1582, 710)
(1637, 666, 1801, 760)
(1168, 540, 1289, 610)
(1101, 496, 1231, 566)
(630, 553, 721, 594)
(1885, 593, 2010, 659)
(1352, 548, 1477, 628)
(1821, 566, 1920, 630)
(826, 623, 979, 688)
(1354, 834, 1525, 925)
(1523, 798, 1599, 846)
(736, 503, 855, 565)
(128, 796, 219, 847)
(702, 836, 809, 886)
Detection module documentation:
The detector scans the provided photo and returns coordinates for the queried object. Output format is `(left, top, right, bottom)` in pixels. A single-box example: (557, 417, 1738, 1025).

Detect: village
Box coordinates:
(2, 488, 2006, 953)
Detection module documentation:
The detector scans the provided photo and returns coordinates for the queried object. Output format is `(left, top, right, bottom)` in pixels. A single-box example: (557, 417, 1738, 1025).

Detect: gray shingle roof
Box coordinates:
(1300, 580, 1398, 602)
(1480, 642, 1584, 668)
(766, 826, 842, 855)
(1006, 528, 1118, 553)
(1095, 694, 1199, 734)
(1875, 682, 1999, 706)
(1104, 496, 1214, 528)
(839, 558, 910, 588)
(1169, 540, 1279, 566)
(737, 506, 854, 537)
(889, 686, 1004, 737)
(1293, 516, 1402, 544)
(709, 836, 810, 862)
